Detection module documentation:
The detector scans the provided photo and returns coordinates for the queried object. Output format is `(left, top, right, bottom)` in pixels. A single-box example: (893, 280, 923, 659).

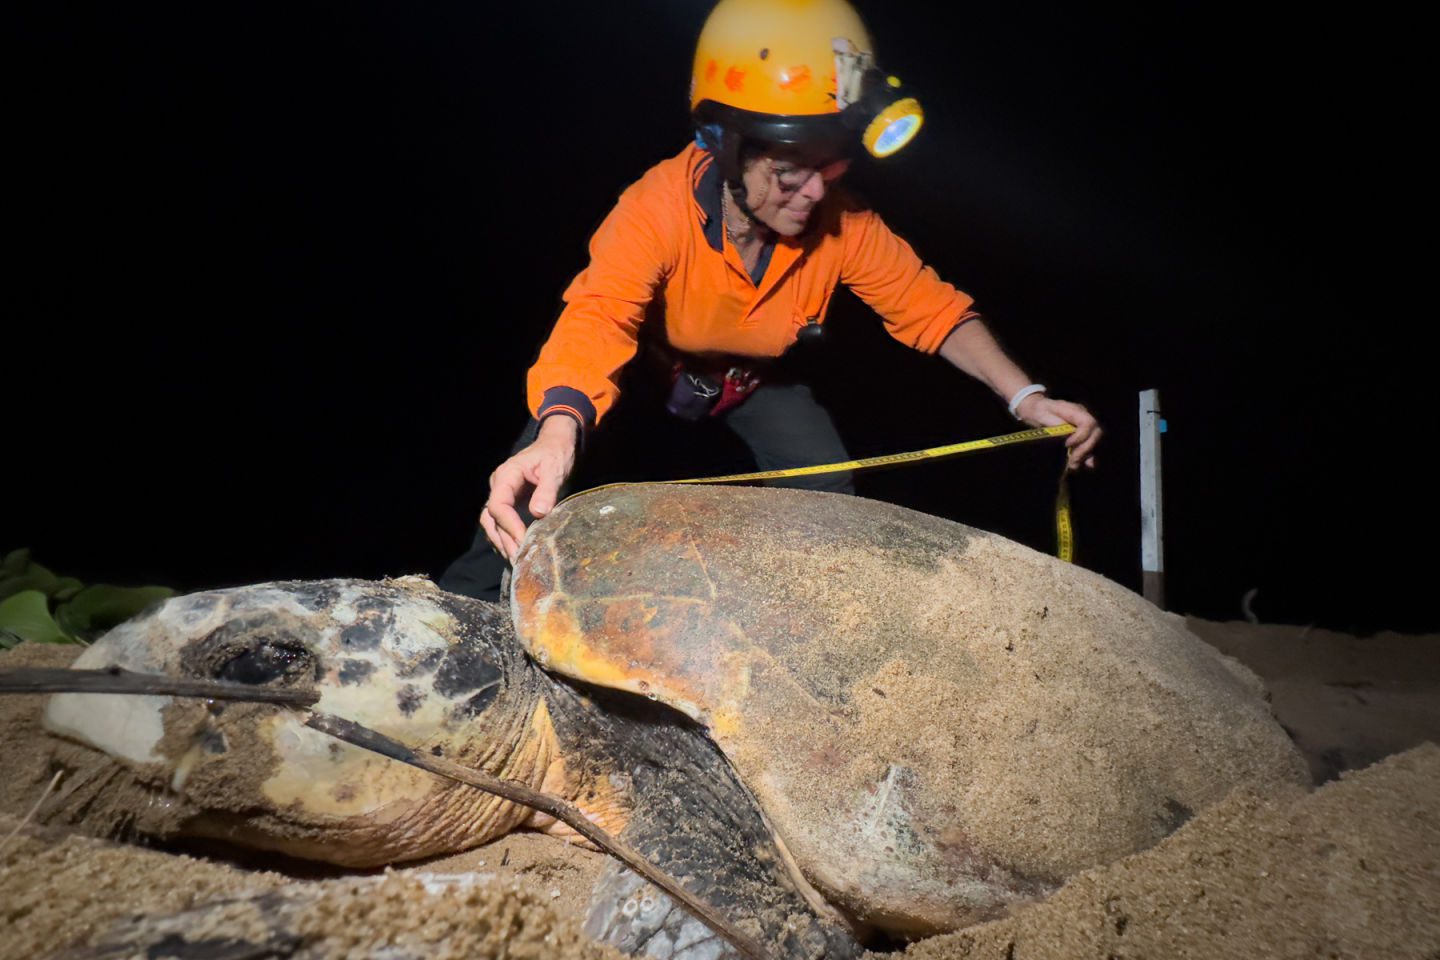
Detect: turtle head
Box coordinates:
(43, 577, 535, 865)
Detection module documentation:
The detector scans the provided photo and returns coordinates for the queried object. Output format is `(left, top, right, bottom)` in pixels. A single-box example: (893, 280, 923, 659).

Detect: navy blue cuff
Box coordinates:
(537, 386, 596, 438)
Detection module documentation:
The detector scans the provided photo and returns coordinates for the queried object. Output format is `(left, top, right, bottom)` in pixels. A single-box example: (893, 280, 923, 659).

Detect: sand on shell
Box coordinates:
(3, 614, 1439, 959)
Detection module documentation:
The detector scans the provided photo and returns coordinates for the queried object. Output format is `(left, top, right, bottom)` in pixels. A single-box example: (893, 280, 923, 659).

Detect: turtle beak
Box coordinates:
(45, 690, 169, 767)
(44, 618, 175, 767)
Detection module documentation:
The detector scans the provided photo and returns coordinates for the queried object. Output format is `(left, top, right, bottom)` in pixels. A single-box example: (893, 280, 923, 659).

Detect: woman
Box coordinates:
(459, 0, 1100, 578)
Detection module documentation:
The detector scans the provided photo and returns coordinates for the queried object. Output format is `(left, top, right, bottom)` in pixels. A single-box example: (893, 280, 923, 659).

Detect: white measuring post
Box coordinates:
(1139, 389, 1165, 607)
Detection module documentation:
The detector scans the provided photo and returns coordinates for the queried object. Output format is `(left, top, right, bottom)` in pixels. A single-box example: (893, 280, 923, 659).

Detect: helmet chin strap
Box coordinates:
(726, 177, 761, 228)
(716, 128, 774, 242)
(722, 182, 767, 249)
(717, 128, 759, 225)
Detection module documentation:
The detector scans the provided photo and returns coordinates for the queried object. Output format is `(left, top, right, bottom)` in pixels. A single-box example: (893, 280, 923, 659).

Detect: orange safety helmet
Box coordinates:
(690, 0, 923, 161)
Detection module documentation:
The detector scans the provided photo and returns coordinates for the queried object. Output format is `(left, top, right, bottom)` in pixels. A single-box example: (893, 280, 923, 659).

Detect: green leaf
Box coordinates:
(1, 548, 31, 578)
(60, 584, 176, 633)
(52, 577, 85, 602)
(0, 565, 64, 600)
(0, 590, 72, 644)
(54, 601, 91, 638)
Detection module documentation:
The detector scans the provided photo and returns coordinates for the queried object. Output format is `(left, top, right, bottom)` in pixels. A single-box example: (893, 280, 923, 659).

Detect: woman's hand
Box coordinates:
(480, 416, 579, 561)
(1015, 393, 1102, 470)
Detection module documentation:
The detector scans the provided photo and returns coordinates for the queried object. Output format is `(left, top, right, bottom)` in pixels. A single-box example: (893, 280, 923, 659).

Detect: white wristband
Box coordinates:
(1007, 383, 1047, 419)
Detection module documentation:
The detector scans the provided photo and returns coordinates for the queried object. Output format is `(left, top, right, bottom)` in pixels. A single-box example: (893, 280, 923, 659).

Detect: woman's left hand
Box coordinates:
(1016, 394, 1102, 470)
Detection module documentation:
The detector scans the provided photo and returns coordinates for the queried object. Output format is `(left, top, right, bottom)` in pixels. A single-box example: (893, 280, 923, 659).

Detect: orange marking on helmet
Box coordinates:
(778, 65, 812, 92)
(724, 66, 746, 92)
(706, 58, 719, 82)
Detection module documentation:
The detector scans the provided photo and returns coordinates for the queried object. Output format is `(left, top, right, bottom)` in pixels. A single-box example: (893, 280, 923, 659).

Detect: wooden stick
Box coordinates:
(304, 711, 772, 960)
(0, 667, 319, 706)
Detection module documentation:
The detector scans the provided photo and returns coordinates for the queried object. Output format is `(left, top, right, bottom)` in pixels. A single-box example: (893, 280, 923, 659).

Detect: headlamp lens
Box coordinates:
(874, 114, 920, 156)
(864, 97, 924, 158)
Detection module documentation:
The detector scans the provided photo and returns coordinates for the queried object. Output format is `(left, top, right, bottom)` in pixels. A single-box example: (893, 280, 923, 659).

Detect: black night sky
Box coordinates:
(10, 2, 1428, 634)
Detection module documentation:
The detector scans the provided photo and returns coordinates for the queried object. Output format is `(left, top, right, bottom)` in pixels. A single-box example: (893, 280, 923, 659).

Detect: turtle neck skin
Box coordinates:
(434, 591, 864, 957)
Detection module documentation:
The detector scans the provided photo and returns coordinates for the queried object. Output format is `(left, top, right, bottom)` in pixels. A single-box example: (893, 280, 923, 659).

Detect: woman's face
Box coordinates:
(740, 152, 851, 237)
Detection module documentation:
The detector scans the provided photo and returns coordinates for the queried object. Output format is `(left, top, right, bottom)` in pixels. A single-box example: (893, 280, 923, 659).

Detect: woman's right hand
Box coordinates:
(480, 416, 579, 561)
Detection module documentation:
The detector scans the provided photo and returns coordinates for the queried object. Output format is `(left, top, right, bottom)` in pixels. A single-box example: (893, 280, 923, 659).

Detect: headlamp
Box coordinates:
(845, 69, 924, 159)
(864, 96, 923, 157)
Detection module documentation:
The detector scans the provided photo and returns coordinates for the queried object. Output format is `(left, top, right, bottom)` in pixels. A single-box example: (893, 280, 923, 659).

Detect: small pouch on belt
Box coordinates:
(666, 365, 722, 420)
(666, 363, 761, 420)
(711, 367, 760, 415)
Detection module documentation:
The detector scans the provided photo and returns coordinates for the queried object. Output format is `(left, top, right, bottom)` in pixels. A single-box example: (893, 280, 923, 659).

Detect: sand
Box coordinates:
(0, 819, 623, 960)
(901, 745, 1440, 960)
(3, 618, 1439, 959)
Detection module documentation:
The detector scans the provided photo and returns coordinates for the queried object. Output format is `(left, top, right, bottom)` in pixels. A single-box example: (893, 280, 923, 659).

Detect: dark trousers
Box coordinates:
(438, 381, 853, 600)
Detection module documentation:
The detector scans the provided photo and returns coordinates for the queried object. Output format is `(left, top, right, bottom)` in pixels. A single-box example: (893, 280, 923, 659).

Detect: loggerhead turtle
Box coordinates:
(42, 483, 1310, 957)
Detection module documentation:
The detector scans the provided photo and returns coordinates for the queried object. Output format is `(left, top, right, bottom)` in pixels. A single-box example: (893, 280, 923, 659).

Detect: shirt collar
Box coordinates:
(695, 150, 777, 285)
(696, 155, 725, 255)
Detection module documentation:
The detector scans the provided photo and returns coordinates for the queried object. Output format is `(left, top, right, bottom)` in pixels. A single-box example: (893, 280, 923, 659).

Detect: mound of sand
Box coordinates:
(1187, 618, 1440, 784)
(0, 819, 622, 960)
(3, 620, 1439, 959)
(901, 744, 1440, 959)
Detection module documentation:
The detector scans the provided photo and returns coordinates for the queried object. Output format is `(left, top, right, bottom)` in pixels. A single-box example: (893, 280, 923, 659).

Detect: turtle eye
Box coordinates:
(182, 616, 319, 689)
(215, 639, 313, 687)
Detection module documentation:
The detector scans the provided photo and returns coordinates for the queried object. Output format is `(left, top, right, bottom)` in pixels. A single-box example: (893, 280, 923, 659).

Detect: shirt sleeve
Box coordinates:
(838, 207, 977, 354)
(525, 176, 678, 426)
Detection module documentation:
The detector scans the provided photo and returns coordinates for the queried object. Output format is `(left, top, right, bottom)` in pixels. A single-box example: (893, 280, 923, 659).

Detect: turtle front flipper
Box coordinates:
(585, 864, 734, 960)
(541, 677, 862, 960)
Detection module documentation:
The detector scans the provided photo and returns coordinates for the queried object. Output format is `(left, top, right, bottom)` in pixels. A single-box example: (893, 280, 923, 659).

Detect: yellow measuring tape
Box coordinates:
(651, 423, 1078, 562)
(564, 425, 1076, 559)
(1055, 468, 1074, 563)
(661, 423, 1074, 485)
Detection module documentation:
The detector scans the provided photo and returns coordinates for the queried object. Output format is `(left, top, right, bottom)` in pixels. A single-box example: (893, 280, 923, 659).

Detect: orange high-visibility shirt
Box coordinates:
(528, 143, 975, 427)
